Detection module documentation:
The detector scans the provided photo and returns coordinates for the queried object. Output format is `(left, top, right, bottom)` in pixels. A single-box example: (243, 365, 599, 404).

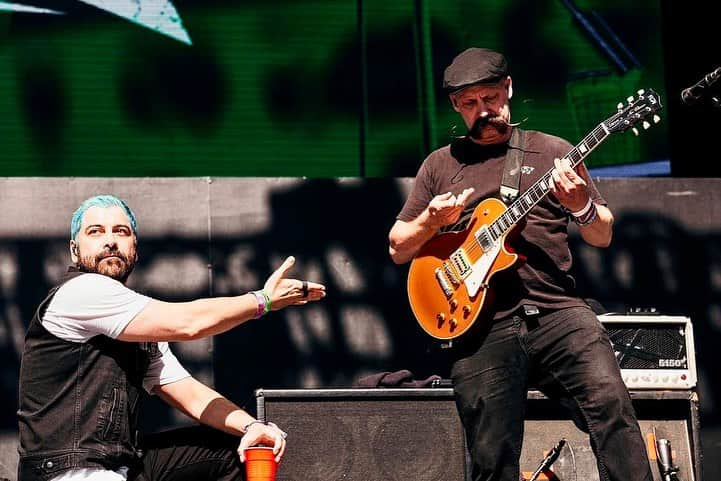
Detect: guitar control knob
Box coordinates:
(450, 299, 458, 310)
(436, 313, 446, 326)
(462, 305, 471, 316)
(449, 318, 458, 330)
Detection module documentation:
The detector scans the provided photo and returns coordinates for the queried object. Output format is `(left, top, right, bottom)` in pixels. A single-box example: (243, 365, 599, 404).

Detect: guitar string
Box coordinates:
(460, 124, 610, 259)
(450, 97, 662, 262)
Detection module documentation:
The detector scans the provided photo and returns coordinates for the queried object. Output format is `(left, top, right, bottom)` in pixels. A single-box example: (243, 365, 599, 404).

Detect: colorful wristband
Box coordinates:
(250, 290, 266, 318)
(261, 290, 271, 315)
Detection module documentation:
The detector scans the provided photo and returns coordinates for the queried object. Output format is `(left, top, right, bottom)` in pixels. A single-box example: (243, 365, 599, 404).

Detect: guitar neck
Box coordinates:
(490, 124, 610, 236)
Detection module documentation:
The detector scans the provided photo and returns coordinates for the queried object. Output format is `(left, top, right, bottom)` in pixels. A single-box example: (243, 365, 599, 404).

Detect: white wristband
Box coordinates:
(570, 197, 593, 218)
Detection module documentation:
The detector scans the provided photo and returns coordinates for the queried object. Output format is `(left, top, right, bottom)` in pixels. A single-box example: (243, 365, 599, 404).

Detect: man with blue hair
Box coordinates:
(68, 195, 139, 283)
(18, 194, 326, 481)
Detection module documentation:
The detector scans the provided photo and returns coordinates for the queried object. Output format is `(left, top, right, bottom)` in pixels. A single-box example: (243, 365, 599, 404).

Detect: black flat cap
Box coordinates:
(443, 48, 509, 93)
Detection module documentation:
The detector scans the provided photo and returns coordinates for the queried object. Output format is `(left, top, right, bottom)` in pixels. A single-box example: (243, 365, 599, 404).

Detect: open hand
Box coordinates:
(263, 256, 326, 311)
(426, 188, 475, 229)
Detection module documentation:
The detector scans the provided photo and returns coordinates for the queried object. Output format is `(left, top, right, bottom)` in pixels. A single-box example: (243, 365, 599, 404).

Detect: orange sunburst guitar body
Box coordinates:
(407, 198, 521, 340)
(406, 89, 663, 340)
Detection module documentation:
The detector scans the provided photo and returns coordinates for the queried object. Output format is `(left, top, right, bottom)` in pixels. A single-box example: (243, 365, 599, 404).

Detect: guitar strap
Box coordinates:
(500, 127, 526, 205)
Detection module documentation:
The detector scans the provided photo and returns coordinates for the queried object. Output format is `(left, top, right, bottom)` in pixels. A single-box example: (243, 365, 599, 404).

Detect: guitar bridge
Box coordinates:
(434, 268, 454, 298)
(443, 261, 460, 286)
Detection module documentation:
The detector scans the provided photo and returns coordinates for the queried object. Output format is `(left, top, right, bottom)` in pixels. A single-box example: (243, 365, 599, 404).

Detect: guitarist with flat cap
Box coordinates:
(388, 47, 656, 481)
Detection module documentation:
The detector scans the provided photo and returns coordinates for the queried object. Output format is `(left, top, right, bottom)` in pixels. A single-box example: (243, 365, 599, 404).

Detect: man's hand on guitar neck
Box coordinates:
(549, 157, 614, 248)
(549, 157, 590, 212)
(388, 188, 474, 265)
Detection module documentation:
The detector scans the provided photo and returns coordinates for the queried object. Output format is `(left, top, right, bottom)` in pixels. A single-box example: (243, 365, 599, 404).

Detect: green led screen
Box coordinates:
(0, 0, 668, 177)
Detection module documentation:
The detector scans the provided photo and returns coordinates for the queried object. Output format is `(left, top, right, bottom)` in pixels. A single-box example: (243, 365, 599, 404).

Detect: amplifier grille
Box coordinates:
(608, 323, 687, 369)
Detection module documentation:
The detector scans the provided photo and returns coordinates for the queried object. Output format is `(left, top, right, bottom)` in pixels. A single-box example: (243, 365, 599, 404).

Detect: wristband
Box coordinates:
(574, 202, 598, 226)
(250, 291, 266, 319)
(261, 290, 271, 315)
(242, 420, 267, 433)
(570, 197, 593, 218)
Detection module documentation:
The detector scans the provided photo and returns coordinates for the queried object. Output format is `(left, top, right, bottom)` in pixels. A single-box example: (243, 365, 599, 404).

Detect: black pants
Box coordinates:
(131, 426, 244, 481)
(450, 306, 653, 481)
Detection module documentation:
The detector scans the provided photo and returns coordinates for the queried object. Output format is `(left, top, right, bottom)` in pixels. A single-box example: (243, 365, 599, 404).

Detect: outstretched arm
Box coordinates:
(119, 256, 325, 342)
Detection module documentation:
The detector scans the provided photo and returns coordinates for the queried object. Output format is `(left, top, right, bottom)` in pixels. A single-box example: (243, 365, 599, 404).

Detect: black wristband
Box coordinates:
(242, 420, 267, 433)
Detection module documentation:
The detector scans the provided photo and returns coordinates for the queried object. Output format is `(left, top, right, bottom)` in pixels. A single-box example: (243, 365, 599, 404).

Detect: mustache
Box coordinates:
(467, 115, 510, 138)
(95, 249, 130, 264)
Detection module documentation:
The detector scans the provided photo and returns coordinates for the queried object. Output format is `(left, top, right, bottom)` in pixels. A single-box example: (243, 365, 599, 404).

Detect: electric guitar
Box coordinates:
(407, 89, 662, 340)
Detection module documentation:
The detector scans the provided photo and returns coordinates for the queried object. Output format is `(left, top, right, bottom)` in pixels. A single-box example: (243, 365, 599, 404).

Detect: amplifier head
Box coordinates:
(599, 315, 697, 389)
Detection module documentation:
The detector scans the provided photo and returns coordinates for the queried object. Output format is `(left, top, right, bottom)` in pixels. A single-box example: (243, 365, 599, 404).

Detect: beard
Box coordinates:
(76, 247, 136, 283)
(467, 115, 509, 140)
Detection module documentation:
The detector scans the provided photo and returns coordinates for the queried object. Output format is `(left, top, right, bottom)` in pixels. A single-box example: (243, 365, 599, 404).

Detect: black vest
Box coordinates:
(17, 269, 153, 481)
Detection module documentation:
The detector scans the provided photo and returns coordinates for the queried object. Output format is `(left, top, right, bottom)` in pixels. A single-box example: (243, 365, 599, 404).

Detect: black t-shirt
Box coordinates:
(397, 129, 606, 319)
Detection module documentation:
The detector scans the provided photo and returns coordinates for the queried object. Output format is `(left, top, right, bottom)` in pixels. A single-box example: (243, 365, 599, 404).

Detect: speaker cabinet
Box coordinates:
(521, 390, 702, 481)
(257, 388, 701, 481)
(256, 388, 468, 481)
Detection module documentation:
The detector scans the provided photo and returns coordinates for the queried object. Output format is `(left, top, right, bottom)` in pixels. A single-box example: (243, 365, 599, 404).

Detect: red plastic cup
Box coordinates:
(244, 446, 278, 481)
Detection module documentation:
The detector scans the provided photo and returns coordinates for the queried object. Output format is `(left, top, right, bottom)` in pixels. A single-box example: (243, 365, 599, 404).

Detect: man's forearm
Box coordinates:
(156, 377, 255, 436)
(120, 294, 259, 342)
(388, 213, 439, 264)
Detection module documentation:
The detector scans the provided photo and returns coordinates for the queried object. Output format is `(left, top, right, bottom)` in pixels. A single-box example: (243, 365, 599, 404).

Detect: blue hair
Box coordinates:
(70, 195, 138, 241)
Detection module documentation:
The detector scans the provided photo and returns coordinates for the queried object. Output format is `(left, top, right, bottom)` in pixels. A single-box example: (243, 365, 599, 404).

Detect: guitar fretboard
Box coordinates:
(487, 124, 610, 241)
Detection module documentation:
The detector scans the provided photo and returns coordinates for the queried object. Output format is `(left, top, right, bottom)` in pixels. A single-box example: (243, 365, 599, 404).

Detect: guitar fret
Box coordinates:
(529, 188, 541, 202)
(519, 196, 530, 211)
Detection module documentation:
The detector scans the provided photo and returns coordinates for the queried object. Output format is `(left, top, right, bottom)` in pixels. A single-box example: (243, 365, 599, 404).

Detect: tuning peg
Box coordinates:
(627, 96, 634, 103)
(653, 115, 661, 123)
(632, 127, 639, 136)
(643, 121, 651, 129)
(617, 102, 624, 110)
(637, 89, 646, 96)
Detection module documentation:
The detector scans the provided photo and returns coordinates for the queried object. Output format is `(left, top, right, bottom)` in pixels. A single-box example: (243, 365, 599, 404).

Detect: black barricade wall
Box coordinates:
(1, 177, 720, 479)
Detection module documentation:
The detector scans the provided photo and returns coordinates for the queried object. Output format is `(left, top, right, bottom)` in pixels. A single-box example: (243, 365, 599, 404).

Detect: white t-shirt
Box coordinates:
(43, 273, 190, 392)
(42, 273, 191, 481)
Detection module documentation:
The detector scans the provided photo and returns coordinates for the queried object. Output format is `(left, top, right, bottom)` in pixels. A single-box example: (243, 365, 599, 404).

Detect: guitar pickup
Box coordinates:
(475, 225, 495, 251)
(450, 250, 471, 277)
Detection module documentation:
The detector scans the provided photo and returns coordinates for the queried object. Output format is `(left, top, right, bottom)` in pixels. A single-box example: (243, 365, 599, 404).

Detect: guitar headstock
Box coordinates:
(604, 89, 663, 135)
